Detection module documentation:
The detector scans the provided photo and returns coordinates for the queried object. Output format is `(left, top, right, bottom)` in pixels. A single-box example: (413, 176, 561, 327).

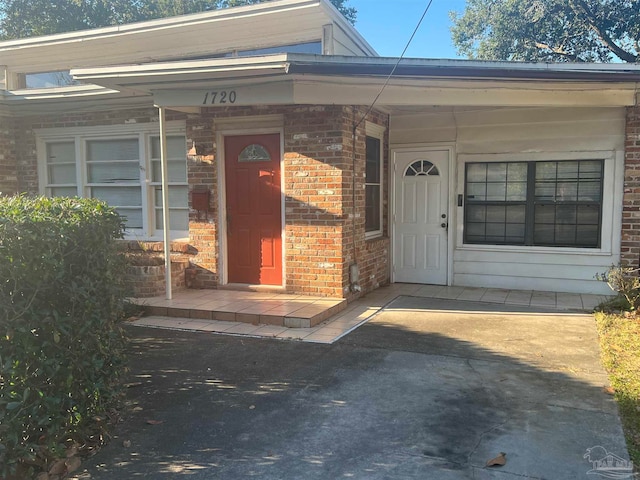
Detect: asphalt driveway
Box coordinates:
(73, 296, 629, 479)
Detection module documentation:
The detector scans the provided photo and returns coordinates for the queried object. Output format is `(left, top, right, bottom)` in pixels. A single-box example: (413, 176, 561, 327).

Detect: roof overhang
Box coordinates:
(0, 0, 375, 73)
(70, 54, 640, 109)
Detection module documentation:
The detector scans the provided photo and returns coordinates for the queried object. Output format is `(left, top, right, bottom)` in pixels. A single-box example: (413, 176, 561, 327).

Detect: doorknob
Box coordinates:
(441, 223, 448, 230)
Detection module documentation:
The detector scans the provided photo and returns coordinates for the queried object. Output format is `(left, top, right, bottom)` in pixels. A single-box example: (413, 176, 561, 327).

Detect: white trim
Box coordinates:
(36, 121, 188, 241)
(216, 122, 286, 288)
(456, 150, 618, 255)
(390, 144, 456, 285)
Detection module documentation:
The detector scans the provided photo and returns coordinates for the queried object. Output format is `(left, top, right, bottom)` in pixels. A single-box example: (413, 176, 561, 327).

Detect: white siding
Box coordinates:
(391, 106, 626, 294)
(331, 24, 372, 56)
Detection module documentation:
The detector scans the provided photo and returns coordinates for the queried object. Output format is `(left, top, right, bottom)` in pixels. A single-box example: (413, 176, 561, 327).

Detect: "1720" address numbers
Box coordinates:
(202, 90, 237, 105)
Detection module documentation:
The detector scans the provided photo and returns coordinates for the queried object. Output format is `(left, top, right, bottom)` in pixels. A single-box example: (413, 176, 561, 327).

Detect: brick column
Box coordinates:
(0, 115, 17, 195)
(622, 103, 640, 267)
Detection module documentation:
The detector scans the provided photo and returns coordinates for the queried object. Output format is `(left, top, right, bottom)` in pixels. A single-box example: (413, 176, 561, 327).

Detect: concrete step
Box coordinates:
(142, 298, 347, 328)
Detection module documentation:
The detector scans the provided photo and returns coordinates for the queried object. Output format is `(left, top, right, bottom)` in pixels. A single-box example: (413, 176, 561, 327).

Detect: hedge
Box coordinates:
(0, 196, 128, 477)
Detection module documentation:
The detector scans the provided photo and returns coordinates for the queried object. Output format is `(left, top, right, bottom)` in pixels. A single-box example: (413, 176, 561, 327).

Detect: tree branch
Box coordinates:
(534, 41, 582, 61)
(569, 0, 638, 62)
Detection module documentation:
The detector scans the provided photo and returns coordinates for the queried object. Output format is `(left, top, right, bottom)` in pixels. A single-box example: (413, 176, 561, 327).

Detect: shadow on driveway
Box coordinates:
(72, 296, 629, 479)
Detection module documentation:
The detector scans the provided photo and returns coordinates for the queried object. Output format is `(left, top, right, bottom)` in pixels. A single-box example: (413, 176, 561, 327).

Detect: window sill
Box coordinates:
(457, 243, 612, 256)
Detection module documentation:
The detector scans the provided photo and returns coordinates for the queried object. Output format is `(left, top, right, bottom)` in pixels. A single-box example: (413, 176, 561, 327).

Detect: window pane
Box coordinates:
(507, 163, 527, 181)
(87, 139, 139, 161)
(155, 209, 189, 231)
(556, 181, 578, 201)
(88, 162, 139, 183)
(91, 186, 142, 206)
(576, 225, 599, 247)
(466, 163, 486, 183)
(26, 71, 79, 88)
(46, 142, 75, 164)
(487, 163, 507, 182)
(466, 204, 486, 222)
(466, 183, 487, 201)
(505, 223, 525, 243)
(577, 205, 600, 225)
(49, 187, 77, 197)
(154, 186, 189, 208)
(506, 205, 526, 224)
(150, 136, 186, 159)
(506, 182, 527, 201)
(151, 160, 187, 183)
(117, 208, 143, 229)
(578, 181, 601, 201)
(365, 185, 381, 232)
(366, 137, 381, 183)
(48, 164, 76, 184)
(486, 205, 506, 223)
(239, 144, 270, 162)
(486, 183, 506, 201)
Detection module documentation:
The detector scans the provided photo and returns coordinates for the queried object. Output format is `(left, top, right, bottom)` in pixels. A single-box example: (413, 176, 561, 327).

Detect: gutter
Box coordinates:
(286, 61, 640, 83)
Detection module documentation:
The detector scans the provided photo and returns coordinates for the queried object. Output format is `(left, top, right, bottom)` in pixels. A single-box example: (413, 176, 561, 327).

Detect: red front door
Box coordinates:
(224, 134, 282, 285)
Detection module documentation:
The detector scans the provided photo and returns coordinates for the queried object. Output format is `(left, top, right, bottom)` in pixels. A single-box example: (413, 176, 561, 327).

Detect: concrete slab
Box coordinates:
(71, 296, 629, 480)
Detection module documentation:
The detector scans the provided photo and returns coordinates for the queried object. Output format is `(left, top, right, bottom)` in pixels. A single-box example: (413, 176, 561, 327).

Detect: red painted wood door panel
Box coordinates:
(224, 134, 282, 285)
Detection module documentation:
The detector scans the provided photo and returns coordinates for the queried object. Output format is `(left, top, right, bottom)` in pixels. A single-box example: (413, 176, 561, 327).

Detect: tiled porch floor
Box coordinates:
(131, 283, 610, 344)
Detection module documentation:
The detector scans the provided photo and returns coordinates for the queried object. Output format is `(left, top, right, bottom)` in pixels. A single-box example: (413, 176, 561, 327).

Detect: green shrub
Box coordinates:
(0, 196, 128, 477)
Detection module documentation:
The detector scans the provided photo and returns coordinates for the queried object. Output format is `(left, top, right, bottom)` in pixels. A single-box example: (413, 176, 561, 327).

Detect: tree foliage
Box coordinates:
(450, 0, 640, 63)
(0, 0, 356, 40)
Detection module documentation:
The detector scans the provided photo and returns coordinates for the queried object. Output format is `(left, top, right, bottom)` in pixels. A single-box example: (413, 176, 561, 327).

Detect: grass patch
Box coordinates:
(594, 309, 640, 465)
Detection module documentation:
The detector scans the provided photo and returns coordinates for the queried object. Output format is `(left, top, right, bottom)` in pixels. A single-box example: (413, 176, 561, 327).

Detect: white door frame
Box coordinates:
(216, 124, 285, 287)
(390, 143, 456, 285)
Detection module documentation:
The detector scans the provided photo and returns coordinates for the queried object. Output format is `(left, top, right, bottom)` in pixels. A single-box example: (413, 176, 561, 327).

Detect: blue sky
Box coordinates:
(349, 0, 468, 59)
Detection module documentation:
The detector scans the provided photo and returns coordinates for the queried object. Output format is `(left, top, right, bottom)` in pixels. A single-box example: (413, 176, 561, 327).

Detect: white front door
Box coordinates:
(393, 148, 449, 285)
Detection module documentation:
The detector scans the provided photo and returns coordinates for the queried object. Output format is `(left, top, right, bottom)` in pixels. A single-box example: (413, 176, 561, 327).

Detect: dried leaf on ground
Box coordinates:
(603, 386, 616, 395)
(65, 456, 82, 473)
(48, 459, 67, 475)
(146, 419, 164, 425)
(486, 452, 507, 467)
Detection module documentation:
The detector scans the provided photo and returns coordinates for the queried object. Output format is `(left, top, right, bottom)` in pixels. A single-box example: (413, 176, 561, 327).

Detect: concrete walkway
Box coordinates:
(71, 294, 628, 479)
(132, 283, 609, 344)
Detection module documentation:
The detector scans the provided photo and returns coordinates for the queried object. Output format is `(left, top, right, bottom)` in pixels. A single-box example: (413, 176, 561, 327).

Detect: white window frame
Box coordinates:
(456, 150, 621, 255)
(365, 122, 385, 239)
(36, 122, 188, 240)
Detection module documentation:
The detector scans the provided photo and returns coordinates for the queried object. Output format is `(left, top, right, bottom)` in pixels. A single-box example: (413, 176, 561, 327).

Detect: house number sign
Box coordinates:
(202, 90, 237, 105)
(153, 82, 293, 107)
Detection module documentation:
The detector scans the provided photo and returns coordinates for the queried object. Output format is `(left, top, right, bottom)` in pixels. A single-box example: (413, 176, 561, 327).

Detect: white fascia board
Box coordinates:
(291, 77, 639, 107)
(71, 55, 291, 81)
(0, 0, 321, 51)
(4, 84, 123, 101)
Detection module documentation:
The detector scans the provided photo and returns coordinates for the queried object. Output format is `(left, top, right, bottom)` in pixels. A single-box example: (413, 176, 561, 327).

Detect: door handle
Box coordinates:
(441, 223, 448, 231)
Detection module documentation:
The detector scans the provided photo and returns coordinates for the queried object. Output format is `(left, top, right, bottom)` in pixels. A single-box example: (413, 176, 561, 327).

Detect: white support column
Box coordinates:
(158, 106, 172, 300)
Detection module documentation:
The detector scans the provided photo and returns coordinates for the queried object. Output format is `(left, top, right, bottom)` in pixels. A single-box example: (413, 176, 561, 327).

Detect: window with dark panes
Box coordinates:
(365, 136, 382, 235)
(464, 160, 603, 248)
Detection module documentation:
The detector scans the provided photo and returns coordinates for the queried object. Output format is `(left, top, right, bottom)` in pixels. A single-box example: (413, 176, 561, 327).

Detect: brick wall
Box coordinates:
(13, 104, 390, 299)
(622, 103, 640, 268)
(185, 104, 389, 298)
(343, 106, 390, 298)
(0, 116, 17, 195)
